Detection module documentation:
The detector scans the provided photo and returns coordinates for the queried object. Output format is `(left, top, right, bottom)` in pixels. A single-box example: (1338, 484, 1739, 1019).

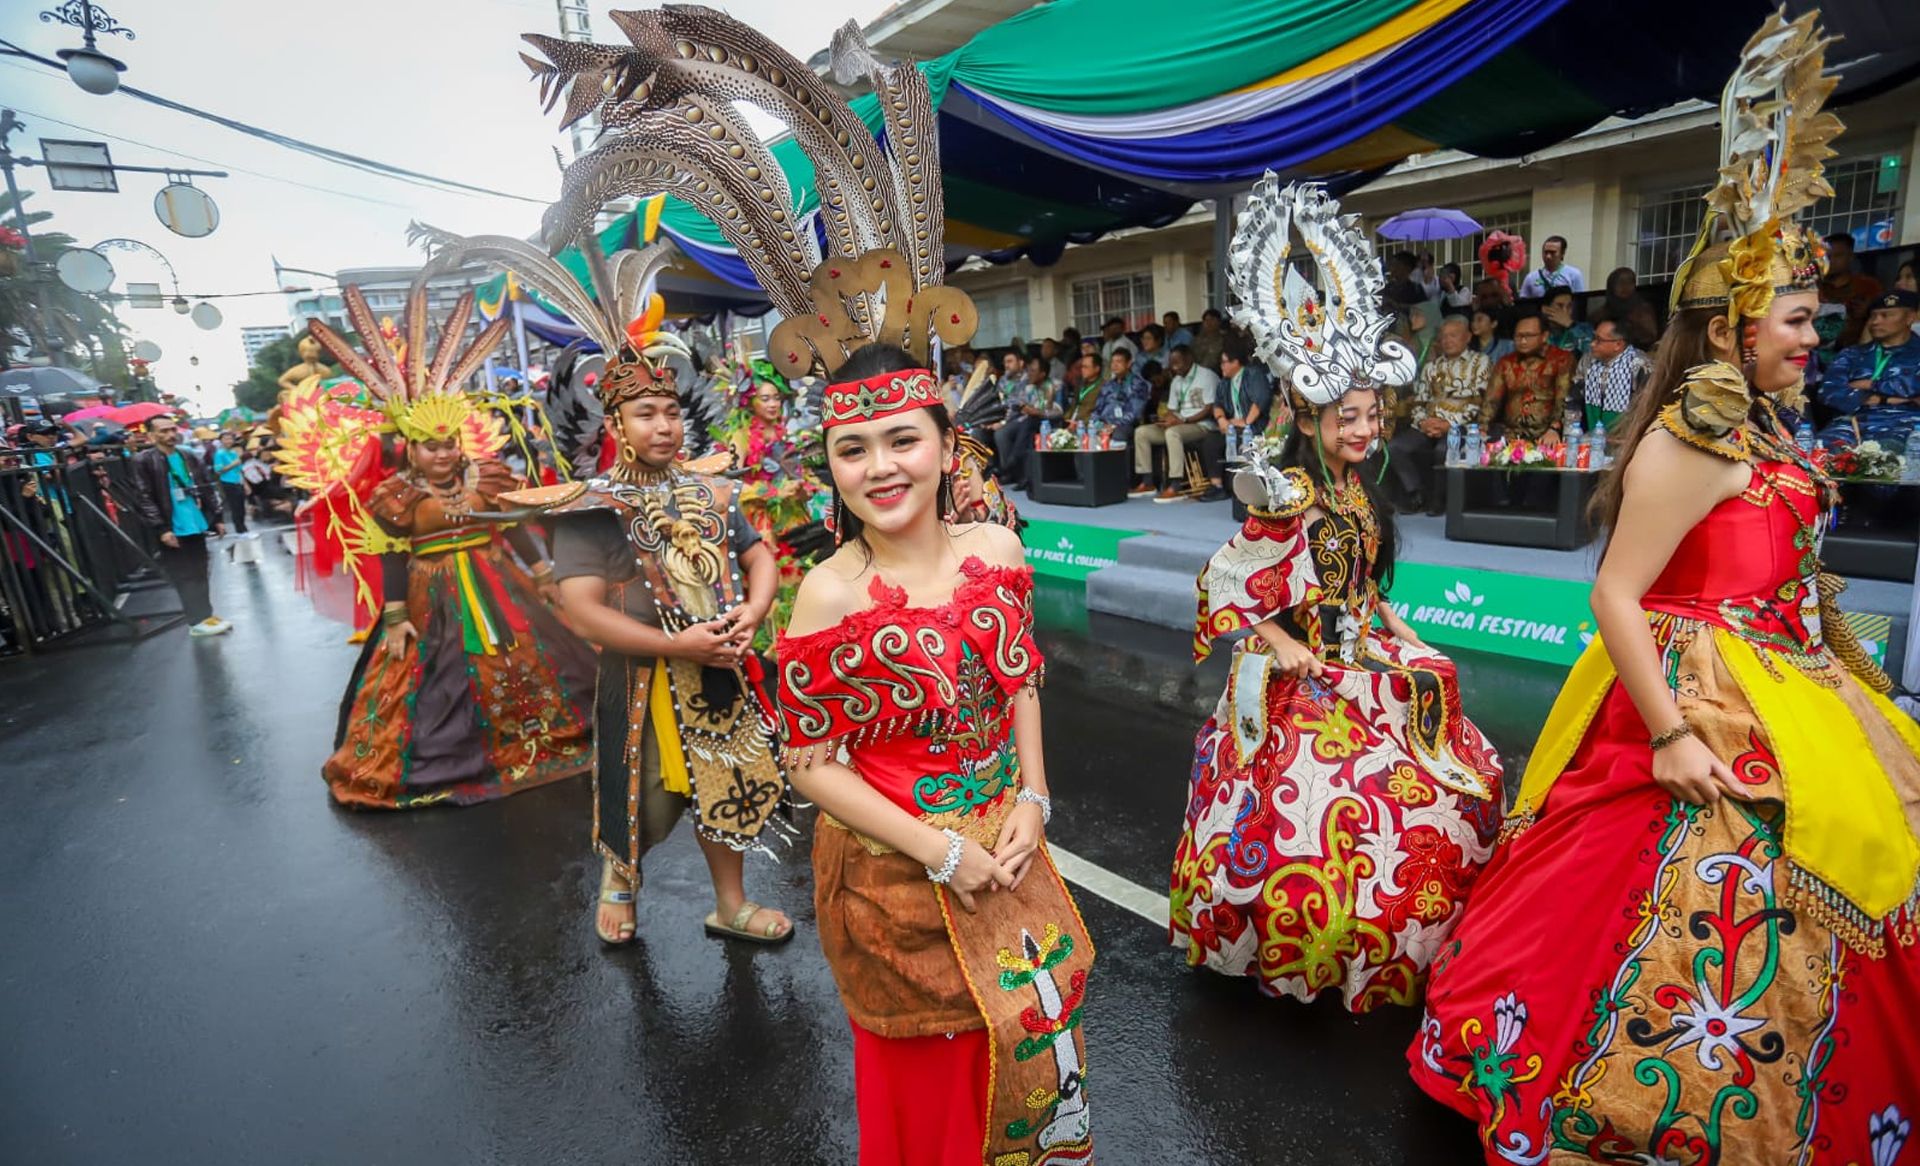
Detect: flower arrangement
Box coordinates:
(1485, 437, 1555, 468)
(1831, 440, 1903, 481)
(1047, 427, 1080, 451)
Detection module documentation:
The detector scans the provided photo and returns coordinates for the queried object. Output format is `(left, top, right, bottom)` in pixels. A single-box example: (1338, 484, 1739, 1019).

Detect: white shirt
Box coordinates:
(241, 458, 272, 485)
(1167, 365, 1222, 420)
(1101, 334, 1138, 366)
(1521, 263, 1587, 298)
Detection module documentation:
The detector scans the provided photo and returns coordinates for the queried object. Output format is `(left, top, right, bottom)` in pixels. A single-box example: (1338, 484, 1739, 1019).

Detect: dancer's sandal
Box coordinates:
(703, 900, 794, 946)
(596, 861, 637, 946)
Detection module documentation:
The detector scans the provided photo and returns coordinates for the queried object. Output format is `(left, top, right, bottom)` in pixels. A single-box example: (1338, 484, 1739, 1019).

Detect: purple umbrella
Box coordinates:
(1377, 208, 1483, 242)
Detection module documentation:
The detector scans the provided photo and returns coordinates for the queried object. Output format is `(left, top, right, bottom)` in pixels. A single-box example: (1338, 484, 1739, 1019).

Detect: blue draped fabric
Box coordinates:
(954, 0, 1566, 184)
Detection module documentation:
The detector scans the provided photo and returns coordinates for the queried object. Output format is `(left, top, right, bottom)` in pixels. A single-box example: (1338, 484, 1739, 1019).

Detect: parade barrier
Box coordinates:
(0, 452, 183, 655)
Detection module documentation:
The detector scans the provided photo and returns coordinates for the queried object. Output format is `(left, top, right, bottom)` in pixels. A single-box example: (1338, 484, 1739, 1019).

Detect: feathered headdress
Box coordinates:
(306, 283, 511, 446)
(518, 6, 976, 385)
(1673, 9, 1842, 324)
(1227, 176, 1416, 409)
(409, 223, 689, 414)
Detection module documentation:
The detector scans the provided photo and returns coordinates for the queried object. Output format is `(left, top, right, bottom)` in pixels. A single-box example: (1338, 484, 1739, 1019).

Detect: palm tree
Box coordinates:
(0, 190, 131, 387)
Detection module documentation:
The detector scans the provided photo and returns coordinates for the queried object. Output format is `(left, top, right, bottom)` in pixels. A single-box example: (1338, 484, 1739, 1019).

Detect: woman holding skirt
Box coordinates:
(1409, 16, 1920, 1162)
(1168, 178, 1503, 1010)
(778, 344, 1094, 1166)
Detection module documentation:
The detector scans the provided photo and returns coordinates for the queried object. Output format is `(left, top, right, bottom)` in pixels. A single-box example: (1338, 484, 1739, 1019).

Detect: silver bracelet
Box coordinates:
(1016, 788, 1053, 826)
(925, 828, 965, 884)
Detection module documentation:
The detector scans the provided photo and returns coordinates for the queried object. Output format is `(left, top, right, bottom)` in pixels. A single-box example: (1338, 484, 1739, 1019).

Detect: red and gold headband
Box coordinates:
(822, 369, 942, 430)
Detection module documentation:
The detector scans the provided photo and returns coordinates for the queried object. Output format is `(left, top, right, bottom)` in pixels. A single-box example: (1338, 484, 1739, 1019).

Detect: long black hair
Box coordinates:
(826, 343, 955, 556)
(1277, 390, 1399, 591)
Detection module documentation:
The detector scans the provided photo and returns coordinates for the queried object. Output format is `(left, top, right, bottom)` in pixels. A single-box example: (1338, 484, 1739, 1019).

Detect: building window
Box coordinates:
(971, 286, 1032, 348)
(1633, 181, 1712, 282)
(1070, 272, 1154, 337)
(1805, 153, 1906, 250)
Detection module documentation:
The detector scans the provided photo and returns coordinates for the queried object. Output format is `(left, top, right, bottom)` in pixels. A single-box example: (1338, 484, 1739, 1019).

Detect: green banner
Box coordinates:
(1024, 519, 1141, 581)
(1385, 562, 1889, 668)
(1385, 562, 1595, 667)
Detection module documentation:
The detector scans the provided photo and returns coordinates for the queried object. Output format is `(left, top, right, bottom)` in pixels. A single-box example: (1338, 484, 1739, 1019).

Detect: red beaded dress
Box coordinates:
(1409, 390, 1920, 1163)
(776, 558, 1094, 1166)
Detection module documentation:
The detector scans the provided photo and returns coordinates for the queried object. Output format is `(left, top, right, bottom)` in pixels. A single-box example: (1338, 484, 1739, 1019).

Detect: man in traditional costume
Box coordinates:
(500, 287, 795, 945)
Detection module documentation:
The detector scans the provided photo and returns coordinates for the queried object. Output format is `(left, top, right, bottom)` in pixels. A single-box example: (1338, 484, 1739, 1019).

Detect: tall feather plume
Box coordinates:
(602, 6, 898, 260)
(339, 287, 405, 400)
(537, 137, 815, 320)
(442, 314, 514, 392)
(306, 316, 386, 400)
(521, 4, 967, 367)
(832, 20, 946, 290)
(404, 281, 429, 399)
(1708, 9, 1841, 238)
(425, 290, 476, 397)
(411, 222, 620, 354)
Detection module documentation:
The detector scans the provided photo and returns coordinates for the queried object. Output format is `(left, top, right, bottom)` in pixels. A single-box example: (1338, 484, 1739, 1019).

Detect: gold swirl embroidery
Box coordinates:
(778, 657, 840, 741)
(973, 585, 1034, 679)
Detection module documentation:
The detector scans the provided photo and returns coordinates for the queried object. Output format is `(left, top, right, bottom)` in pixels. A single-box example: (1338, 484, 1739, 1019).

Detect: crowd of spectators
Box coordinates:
(940, 233, 1920, 517)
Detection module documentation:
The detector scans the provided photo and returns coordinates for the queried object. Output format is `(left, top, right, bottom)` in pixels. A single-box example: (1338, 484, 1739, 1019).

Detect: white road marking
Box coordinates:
(1048, 843, 1169, 929)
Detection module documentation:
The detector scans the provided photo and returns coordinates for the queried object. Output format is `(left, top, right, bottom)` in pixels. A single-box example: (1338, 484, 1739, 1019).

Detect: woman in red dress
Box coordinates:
(1409, 16, 1920, 1162)
(777, 344, 1094, 1166)
(1170, 177, 1504, 1011)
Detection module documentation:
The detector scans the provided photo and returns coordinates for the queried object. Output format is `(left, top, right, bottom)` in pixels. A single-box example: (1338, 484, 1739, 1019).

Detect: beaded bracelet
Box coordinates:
(1649, 721, 1695, 752)
(1016, 788, 1053, 826)
(925, 828, 965, 885)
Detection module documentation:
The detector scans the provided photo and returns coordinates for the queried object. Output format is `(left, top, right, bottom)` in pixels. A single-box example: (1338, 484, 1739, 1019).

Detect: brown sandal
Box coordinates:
(596, 860, 636, 946)
(703, 900, 793, 945)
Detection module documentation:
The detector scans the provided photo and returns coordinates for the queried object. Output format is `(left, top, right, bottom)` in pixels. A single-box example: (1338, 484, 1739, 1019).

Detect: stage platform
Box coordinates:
(1017, 492, 1913, 670)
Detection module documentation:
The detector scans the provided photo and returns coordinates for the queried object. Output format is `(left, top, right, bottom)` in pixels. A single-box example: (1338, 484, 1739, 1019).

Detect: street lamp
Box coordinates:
(170, 295, 190, 314)
(40, 1, 134, 96)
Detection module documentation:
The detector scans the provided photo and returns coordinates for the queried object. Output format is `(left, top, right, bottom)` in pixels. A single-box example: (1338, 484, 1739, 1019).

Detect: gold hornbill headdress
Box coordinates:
(1672, 10, 1843, 326)
(518, 7, 978, 401)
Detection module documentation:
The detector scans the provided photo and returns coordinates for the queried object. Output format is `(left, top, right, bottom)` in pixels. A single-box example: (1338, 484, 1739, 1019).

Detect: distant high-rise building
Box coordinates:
(240, 325, 289, 369)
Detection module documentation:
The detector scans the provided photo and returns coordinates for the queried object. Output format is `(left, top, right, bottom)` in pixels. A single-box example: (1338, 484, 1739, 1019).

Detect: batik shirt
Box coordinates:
(1487, 349, 1573, 441)
(1407, 351, 1491, 427)
(1091, 371, 1152, 427)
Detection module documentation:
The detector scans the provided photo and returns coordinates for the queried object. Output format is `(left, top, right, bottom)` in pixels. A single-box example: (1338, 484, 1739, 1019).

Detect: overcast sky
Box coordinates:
(3, 0, 894, 409)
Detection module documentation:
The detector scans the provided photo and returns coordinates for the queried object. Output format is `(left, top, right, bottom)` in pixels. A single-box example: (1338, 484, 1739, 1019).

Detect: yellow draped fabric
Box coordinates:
(647, 658, 691, 796)
(1515, 631, 1920, 921)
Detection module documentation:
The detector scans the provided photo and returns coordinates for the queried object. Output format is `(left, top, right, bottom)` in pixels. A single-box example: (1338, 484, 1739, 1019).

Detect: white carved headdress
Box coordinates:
(1226, 176, 1415, 408)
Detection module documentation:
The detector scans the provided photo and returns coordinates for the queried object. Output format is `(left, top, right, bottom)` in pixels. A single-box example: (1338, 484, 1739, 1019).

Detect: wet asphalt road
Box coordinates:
(0, 536, 1567, 1165)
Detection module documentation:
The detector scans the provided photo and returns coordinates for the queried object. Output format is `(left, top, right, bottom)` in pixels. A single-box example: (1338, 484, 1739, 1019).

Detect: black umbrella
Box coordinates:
(0, 366, 106, 398)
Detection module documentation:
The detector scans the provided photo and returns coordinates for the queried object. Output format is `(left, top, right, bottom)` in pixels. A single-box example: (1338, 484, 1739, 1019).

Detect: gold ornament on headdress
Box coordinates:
(1673, 9, 1844, 326)
(410, 224, 690, 415)
(517, 7, 977, 382)
(306, 283, 511, 446)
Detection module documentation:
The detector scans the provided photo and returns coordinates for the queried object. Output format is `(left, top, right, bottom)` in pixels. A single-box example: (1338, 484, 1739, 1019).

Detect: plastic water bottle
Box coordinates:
(1226, 426, 1241, 462)
(1903, 429, 1920, 483)
(1445, 422, 1462, 467)
(1591, 422, 1608, 470)
(1795, 420, 1815, 453)
(1038, 419, 1052, 450)
(1566, 420, 1584, 470)
(1464, 423, 1484, 467)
